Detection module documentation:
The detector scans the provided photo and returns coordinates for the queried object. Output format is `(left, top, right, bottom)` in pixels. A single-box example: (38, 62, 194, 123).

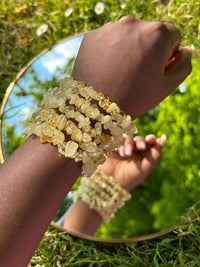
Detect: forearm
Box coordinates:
(63, 199, 102, 236)
(0, 135, 81, 266)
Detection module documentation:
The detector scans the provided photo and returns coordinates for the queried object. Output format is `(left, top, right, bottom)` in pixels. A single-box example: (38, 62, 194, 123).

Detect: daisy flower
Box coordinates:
(65, 7, 73, 17)
(36, 24, 48, 36)
(94, 2, 105, 15)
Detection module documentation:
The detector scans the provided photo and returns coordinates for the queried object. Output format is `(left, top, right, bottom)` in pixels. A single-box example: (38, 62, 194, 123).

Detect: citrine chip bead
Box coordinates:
(65, 141, 78, 157)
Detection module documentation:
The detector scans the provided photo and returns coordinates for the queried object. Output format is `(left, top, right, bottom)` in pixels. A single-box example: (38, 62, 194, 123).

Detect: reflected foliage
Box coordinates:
(1, 51, 200, 239)
(2, 57, 75, 158)
(95, 56, 200, 238)
(1, 125, 25, 160)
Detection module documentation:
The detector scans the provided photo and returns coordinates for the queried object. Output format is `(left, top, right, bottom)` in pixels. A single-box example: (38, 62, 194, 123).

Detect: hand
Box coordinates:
(98, 134, 166, 191)
(72, 16, 193, 119)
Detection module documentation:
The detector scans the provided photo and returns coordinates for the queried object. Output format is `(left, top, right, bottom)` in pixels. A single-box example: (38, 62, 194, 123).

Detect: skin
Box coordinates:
(73, 16, 193, 118)
(0, 17, 192, 266)
(63, 134, 166, 235)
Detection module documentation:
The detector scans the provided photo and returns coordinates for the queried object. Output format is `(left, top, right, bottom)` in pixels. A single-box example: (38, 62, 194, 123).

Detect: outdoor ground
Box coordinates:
(0, 0, 200, 266)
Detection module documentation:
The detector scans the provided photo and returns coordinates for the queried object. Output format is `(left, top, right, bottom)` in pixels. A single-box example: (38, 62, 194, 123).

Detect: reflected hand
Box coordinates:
(72, 16, 193, 119)
(99, 134, 166, 191)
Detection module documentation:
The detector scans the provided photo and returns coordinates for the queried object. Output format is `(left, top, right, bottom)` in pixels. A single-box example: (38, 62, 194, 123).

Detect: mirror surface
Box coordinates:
(1, 34, 200, 240)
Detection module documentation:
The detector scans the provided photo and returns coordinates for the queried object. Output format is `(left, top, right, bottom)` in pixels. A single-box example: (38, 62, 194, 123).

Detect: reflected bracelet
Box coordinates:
(25, 77, 137, 176)
(72, 169, 131, 223)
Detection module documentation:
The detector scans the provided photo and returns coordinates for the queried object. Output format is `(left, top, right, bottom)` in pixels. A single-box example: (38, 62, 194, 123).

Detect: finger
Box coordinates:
(163, 22, 181, 48)
(145, 134, 156, 145)
(142, 135, 165, 169)
(133, 136, 147, 151)
(118, 144, 125, 157)
(124, 135, 134, 156)
(118, 135, 128, 157)
(156, 134, 167, 147)
(163, 47, 193, 90)
(149, 21, 181, 65)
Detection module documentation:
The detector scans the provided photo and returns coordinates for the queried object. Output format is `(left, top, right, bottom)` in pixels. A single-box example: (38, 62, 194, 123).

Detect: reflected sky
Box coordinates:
(1, 34, 199, 240)
(2, 34, 84, 142)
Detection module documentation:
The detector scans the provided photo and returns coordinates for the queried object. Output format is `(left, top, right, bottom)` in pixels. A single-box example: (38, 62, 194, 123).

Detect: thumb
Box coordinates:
(163, 47, 193, 90)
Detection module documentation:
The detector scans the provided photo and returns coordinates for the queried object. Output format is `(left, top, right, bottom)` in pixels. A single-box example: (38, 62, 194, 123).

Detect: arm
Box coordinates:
(63, 134, 166, 235)
(0, 136, 81, 266)
(0, 16, 192, 266)
(72, 16, 193, 119)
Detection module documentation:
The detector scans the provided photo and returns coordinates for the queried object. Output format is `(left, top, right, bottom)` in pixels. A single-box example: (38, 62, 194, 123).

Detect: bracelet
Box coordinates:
(25, 77, 137, 176)
(71, 169, 131, 223)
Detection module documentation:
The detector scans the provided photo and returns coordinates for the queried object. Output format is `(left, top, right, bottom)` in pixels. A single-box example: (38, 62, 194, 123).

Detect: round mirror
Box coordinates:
(1, 34, 200, 241)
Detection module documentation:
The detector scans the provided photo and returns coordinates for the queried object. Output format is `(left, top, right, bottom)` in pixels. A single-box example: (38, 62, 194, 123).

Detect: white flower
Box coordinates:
(65, 7, 73, 17)
(36, 24, 48, 36)
(94, 2, 105, 15)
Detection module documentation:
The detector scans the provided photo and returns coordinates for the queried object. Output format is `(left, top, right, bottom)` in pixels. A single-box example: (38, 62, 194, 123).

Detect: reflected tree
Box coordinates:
(95, 56, 200, 238)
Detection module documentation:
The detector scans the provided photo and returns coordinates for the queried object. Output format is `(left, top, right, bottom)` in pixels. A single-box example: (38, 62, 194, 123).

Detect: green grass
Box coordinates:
(0, 0, 200, 266)
(32, 211, 200, 266)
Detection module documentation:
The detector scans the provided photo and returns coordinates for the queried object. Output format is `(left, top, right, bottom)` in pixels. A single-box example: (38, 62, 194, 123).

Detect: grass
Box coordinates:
(32, 212, 200, 266)
(0, 0, 200, 266)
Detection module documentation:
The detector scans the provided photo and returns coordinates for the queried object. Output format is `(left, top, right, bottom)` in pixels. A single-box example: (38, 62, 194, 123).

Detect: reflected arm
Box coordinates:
(63, 199, 102, 236)
(0, 135, 81, 267)
(63, 134, 165, 236)
(0, 16, 192, 266)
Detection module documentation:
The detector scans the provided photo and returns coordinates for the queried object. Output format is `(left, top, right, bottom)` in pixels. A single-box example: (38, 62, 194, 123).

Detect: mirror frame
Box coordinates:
(0, 34, 198, 243)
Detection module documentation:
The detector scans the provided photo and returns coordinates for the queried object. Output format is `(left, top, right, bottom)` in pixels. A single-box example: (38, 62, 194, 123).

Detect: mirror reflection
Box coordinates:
(1, 34, 200, 239)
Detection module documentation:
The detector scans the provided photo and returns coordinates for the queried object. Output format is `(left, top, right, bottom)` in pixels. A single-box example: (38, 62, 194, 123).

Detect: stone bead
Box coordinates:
(85, 107, 95, 118)
(80, 141, 97, 153)
(106, 103, 120, 114)
(120, 115, 132, 128)
(65, 120, 76, 135)
(99, 96, 110, 110)
(40, 109, 50, 121)
(72, 169, 131, 222)
(74, 151, 83, 162)
(57, 114, 66, 130)
(40, 135, 47, 143)
(74, 111, 84, 122)
(103, 119, 113, 130)
(25, 123, 35, 135)
(65, 106, 75, 118)
(78, 85, 89, 100)
(58, 98, 66, 113)
(90, 108, 101, 120)
(57, 143, 66, 156)
(52, 130, 65, 145)
(78, 118, 91, 129)
(42, 124, 54, 137)
(82, 132, 92, 142)
(34, 124, 43, 136)
(109, 122, 123, 137)
(82, 162, 97, 177)
(69, 94, 83, 107)
(95, 122, 102, 135)
(94, 136, 101, 145)
(65, 141, 78, 157)
(87, 128, 97, 138)
(49, 114, 59, 128)
(101, 115, 111, 124)
(71, 128, 82, 142)
(95, 154, 106, 165)
(49, 96, 59, 109)
(87, 86, 99, 100)
(31, 112, 41, 124)
(80, 103, 91, 114)
(99, 134, 112, 148)
(27, 77, 137, 177)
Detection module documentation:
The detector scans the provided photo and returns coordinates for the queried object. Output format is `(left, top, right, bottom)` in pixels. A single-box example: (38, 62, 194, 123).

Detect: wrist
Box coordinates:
(25, 77, 137, 177)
